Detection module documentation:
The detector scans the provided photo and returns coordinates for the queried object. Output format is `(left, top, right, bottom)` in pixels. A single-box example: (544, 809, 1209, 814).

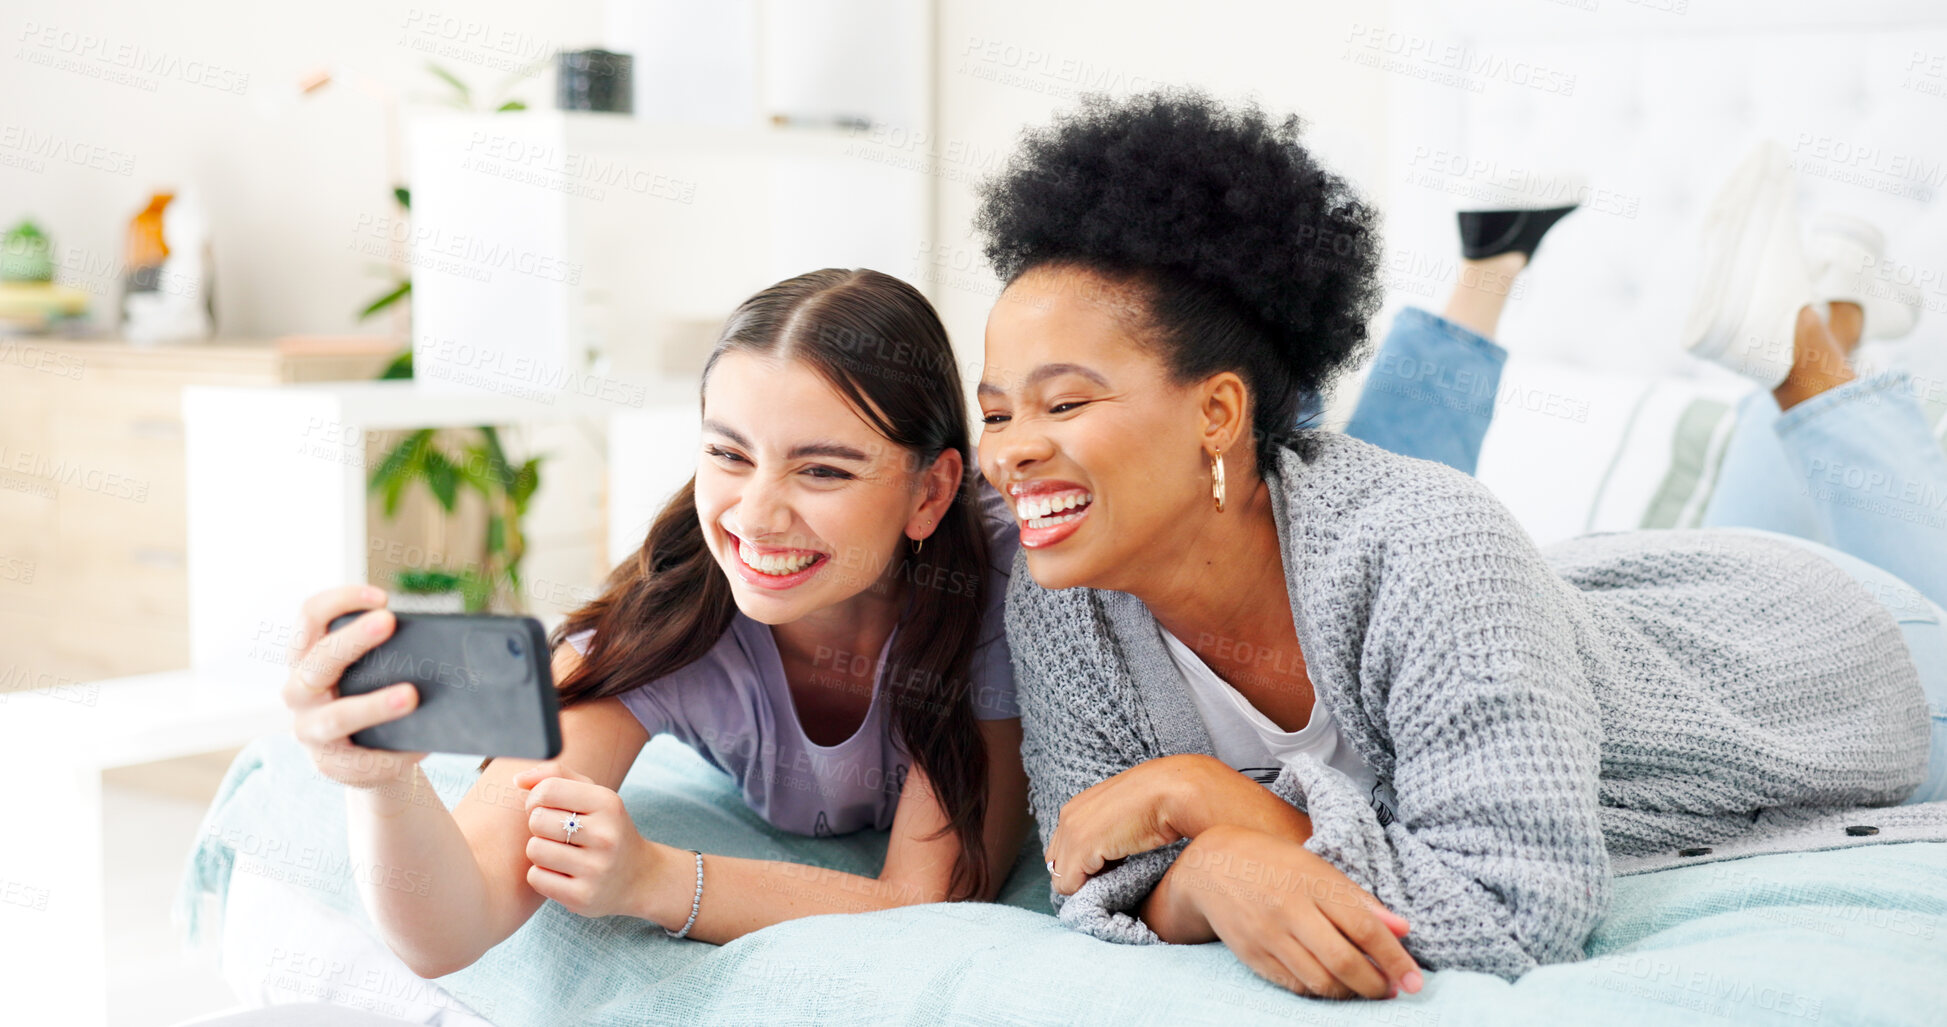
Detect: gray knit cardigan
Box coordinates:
(1004, 431, 1947, 980)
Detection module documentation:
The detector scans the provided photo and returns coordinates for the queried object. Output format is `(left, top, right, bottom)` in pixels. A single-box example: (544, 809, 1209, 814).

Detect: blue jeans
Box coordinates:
(1701, 370, 1947, 610)
(1698, 370, 1947, 804)
(1330, 308, 1947, 803)
(1332, 306, 1507, 477)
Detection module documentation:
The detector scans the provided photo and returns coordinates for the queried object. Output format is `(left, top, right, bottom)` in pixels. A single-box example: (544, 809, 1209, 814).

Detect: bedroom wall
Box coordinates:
(1, 0, 605, 340)
(1379, 0, 1947, 391)
(927, 0, 1395, 384)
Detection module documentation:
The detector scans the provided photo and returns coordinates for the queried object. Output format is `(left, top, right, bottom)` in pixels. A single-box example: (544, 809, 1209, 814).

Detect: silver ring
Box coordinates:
(562, 811, 581, 843)
(1045, 859, 1061, 878)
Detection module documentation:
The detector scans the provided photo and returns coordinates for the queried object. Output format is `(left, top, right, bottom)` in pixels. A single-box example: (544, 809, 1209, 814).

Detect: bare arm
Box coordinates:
(620, 717, 1031, 943)
(305, 595, 1028, 970)
(282, 588, 649, 979)
(343, 641, 649, 978)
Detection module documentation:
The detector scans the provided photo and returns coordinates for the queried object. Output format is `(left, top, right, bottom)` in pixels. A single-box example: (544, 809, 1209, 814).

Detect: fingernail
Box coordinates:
(390, 686, 412, 708)
(1402, 970, 1423, 994)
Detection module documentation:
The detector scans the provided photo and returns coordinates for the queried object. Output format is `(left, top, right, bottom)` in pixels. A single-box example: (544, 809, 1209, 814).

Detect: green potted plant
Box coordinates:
(360, 60, 546, 613)
(366, 421, 545, 614)
(389, 568, 468, 614)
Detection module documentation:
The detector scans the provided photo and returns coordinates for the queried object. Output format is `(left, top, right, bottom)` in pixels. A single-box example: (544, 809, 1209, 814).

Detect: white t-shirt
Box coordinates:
(1158, 625, 1398, 827)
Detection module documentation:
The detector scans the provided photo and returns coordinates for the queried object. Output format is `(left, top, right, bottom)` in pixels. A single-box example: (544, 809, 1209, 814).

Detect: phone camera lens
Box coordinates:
(506, 636, 524, 658)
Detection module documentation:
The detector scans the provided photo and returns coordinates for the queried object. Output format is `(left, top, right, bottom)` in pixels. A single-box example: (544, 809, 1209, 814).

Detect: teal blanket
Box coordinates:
(176, 733, 1947, 1026)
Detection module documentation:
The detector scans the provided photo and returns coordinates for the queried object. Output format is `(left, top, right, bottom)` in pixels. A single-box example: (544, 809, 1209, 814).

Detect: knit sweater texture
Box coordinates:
(1005, 431, 1947, 980)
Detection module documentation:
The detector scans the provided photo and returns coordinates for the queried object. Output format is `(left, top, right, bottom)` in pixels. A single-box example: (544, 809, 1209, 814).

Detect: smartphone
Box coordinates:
(326, 610, 563, 759)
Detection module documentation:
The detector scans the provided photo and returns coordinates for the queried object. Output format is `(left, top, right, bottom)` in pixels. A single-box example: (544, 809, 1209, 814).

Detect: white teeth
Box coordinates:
(739, 540, 819, 575)
(1017, 490, 1091, 526)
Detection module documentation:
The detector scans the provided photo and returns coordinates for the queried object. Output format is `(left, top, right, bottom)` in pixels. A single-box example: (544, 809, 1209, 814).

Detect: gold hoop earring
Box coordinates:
(1210, 450, 1226, 513)
(910, 535, 924, 555)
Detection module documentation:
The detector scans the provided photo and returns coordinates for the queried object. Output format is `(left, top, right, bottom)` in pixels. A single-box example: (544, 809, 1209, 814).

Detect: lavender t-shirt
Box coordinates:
(566, 482, 1020, 838)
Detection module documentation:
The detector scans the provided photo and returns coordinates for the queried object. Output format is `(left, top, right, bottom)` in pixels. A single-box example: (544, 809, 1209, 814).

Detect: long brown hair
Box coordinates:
(484, 269, 994, 900)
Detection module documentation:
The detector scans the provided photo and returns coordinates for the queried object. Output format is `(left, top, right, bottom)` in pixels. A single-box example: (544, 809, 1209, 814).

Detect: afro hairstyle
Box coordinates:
(973, 88, 1384, 468)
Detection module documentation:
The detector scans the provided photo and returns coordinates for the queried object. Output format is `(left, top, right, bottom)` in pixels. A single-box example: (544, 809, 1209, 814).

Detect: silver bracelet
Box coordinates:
(665, 849, 703, 939)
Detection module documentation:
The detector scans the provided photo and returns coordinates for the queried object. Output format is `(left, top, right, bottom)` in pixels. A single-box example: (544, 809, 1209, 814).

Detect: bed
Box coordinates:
(174, 720, 1947, 1026)
(172, 343, 1947, 1025)
(167, 2, 1947, 1018)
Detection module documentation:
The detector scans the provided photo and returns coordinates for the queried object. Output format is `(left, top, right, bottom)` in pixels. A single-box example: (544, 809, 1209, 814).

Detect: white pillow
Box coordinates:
(1473, 357, 1749, 546)
(218, 866, 496, 1026)
(1476, 354, 1947, 547)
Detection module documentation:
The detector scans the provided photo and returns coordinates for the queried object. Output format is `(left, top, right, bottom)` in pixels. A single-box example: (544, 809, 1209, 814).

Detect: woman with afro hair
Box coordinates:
(974, 89, 1947, 1000)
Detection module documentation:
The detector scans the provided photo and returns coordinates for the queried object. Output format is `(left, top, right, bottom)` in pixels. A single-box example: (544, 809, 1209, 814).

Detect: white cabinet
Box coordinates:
(405, 112, 939, 401)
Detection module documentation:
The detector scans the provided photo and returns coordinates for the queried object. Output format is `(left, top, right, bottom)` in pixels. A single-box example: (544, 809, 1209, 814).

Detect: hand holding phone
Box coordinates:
(323, 607, 563, 760)
(280, 586, 564, 788)
(282, 588, 432, 789)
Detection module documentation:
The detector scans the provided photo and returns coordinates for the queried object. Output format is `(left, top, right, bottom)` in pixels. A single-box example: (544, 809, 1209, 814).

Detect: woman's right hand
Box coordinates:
(281, 585, 429, 790)
(1175, 824, 1422, 1001)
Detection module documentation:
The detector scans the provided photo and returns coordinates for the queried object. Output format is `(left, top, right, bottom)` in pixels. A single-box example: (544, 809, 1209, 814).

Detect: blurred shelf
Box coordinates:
(0, 340, 398, 687)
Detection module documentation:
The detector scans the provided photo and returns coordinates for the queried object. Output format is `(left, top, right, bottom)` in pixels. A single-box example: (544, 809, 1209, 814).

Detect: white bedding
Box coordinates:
(219, 863, 496, 1026)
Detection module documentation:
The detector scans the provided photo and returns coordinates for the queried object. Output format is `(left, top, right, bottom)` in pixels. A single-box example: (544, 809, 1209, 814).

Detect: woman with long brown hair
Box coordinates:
(278, 268, 1029, 976)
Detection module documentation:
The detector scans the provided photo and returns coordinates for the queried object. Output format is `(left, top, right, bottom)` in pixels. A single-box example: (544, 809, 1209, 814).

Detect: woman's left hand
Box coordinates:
(517, 762, 665, 920)
(1044, 754, 1233, 896)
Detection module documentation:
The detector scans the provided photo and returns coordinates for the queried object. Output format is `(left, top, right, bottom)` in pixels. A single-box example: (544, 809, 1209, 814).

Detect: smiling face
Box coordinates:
(977, 264, 1237, 593)
(695, 350, 956, 626)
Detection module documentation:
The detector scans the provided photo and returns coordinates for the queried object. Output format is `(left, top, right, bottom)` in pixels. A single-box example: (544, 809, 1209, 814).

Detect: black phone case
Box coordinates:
(326, 611, 563, 760)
